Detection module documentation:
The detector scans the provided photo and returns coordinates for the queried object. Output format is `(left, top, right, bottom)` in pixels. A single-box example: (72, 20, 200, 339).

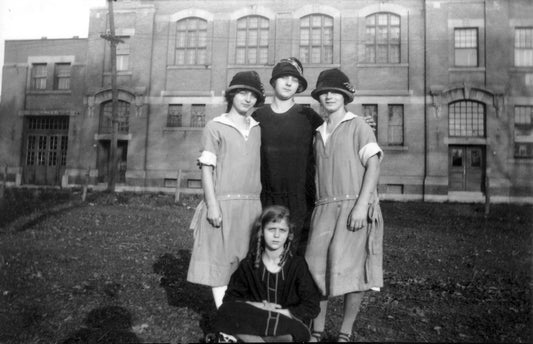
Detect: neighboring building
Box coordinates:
(0, 0, 531, 203)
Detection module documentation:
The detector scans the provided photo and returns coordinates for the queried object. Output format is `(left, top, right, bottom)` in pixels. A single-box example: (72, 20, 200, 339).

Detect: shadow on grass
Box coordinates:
(153, 250, 216, 338)
(61, 306, 140, 344)
(0, 188, 85, 231)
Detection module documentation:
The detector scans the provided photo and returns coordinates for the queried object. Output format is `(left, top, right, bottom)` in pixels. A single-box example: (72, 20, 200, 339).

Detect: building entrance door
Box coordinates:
(97, 140, 128, 184)
(22, 116, 69, 185)
(449, 145, 485, 192)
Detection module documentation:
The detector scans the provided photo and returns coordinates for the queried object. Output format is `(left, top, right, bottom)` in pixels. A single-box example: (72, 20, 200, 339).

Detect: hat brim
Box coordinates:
(226, 85, 265, 106)
(311, 87, 355, 103)
(269, 73, 308, 93)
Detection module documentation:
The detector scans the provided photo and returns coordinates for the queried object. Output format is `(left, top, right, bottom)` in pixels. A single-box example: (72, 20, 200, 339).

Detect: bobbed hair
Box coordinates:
(248, 205, 295, 269)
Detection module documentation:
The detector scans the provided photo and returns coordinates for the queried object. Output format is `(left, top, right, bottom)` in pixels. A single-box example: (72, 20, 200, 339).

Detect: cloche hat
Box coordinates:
(226, 71, 265, 106)
(311, 68, 356, 103)
(269, 57, 307, 93)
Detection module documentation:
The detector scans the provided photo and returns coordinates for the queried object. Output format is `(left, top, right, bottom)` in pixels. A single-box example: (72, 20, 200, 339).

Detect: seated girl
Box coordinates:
(212, 205, 320, 342)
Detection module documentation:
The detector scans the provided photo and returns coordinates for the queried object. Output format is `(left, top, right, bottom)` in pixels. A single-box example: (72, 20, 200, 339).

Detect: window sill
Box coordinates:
(448, 67, 486, 72)
(167, 65, 211, 70)
(94, 133, 132, 141)
(163, 127, 203, 132)
(444, 137, 487, 145)
(103, 71, 133, 76)
(356, 63, 409, 68)
(508, 157, 533, 164)
(227, 64, 281, 69)
(27, 90, 72, 95)
(509, 67, 533, 72)
(382, 145, 408, 151)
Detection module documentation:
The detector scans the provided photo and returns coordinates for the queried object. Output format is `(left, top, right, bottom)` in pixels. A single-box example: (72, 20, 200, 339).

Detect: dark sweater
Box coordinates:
(223, 255, 321, 324)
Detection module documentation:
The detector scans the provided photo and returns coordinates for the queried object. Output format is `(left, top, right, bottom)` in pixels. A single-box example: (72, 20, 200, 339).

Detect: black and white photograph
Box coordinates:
(0, 0, 531, 343)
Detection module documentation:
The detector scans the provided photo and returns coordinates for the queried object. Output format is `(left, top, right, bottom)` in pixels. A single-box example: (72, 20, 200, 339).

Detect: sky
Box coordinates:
(0, 0, 106, 96)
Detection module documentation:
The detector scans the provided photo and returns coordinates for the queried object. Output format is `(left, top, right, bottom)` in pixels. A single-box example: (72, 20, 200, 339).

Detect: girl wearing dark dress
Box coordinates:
(212, 205, 320, 342)
(253, 57, 376, 255)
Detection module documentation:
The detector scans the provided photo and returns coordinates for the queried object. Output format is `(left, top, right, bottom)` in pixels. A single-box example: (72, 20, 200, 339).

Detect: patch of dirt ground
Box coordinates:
(0, 189, 531, 343)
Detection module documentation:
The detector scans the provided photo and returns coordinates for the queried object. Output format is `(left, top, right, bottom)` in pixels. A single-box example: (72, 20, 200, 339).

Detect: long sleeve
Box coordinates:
(286, 258, 320, 322)
(223, 261, 252, 303)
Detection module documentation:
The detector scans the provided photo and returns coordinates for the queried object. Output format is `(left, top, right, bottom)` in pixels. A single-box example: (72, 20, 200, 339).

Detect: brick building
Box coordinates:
(0, 0, 531, 203)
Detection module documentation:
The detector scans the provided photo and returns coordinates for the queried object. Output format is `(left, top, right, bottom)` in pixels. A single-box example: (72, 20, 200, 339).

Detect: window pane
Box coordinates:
(259, 29, 269, 45)
(300, 47, 309, 63)
(197, 49, 206, 64)
(363, 104, 378, 138)
(236, 48, 245, 64)
(300, 29, 310, 45)
(312, 28, 321, 44)
(248, 30, 258, 45)
(248, 48, 257, 64)
(449, 101, 485, 137)
(191, 105, 206, 127)
(237, 30, 246, 45)
(365, 45, 375, 63)
(311, 47, 321, 63)
(452, 149, 463, 166)
(323, 47, 333, 64)
(390, 45, 400, 63)
(259, 48, 268, 64)
(300, 14, 334, 64)
(377, 45, 388, 63)
(323, 27, 333, 45)
(388, 105, 404, 145)
(515, 27, 533, 67)
(377, 14, 388, 25)
(175, 50, 185, 64)
(176, 33, 186, 47)
(117, 55, 128, 71)
(198, 31, 207, 47)
(366, 27, 376, 44)
(175, 18, 207, 65)
(236, 16, 269, 64)
(365, 13, 401, 64)
(455, 48, 477, 66)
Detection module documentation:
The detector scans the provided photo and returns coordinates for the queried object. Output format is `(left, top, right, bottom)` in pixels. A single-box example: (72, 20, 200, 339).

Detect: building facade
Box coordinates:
(0, 0, 532, 203)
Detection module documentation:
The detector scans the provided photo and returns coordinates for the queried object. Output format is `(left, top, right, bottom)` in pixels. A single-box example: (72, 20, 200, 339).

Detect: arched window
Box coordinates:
(365, 13, 400, 64)
(448, 101, 485, 137)
(175, 17, 207, 65)
(236, 15, 269, 64)
(299, 14, 333, 64)
(99, 100, 130, 134)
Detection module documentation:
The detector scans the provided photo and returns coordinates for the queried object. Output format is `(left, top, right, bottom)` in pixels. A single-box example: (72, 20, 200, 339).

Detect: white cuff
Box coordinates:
(198, 150, 217, 167)
(359, 142, 383, 166)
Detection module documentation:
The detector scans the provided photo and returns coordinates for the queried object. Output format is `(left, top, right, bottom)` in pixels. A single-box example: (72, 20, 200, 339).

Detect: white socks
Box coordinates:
(212, 285, 228, 309)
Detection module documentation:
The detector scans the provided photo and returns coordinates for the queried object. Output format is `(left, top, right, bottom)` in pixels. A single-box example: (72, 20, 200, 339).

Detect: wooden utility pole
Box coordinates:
(100, 0, 123, 192)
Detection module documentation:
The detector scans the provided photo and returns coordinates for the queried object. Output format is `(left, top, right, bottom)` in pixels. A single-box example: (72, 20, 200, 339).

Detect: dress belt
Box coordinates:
(216, 193, 260, 201)
(315, 194, 358, 206)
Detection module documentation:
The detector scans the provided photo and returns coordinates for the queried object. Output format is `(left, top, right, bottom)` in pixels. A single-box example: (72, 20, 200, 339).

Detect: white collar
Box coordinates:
(316, 111, 357, 136)
(213, 113, 259, 139)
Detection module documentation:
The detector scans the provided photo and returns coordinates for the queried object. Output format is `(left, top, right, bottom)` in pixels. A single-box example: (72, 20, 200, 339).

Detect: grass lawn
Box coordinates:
(0, 189, 531, 343)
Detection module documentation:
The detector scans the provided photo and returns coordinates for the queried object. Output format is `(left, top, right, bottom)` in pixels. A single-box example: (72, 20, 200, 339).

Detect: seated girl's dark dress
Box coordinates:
(213, 254, 320, 342)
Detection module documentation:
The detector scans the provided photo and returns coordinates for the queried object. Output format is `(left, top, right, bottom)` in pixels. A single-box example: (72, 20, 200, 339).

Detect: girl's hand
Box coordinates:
(206, 203, 222, 228)
(347, 203, 368, 231)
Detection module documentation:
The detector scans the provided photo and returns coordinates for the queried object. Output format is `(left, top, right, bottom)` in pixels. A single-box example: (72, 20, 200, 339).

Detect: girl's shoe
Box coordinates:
(310, 330, 323, 342)
(337, 332, 353, 342)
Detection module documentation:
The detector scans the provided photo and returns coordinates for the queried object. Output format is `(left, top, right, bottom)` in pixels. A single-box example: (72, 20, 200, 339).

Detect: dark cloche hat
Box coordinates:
(311, 68, 356, 103)
(269, 57, 307, 93)
(226, 71, 265, 106)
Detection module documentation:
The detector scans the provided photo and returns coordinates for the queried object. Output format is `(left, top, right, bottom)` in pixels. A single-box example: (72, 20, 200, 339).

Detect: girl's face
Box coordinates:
(263, 218, 289, 253)
(273, 76, 299, 100)
(232, 90, 258, 115)
(319, 91, 345, 114)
